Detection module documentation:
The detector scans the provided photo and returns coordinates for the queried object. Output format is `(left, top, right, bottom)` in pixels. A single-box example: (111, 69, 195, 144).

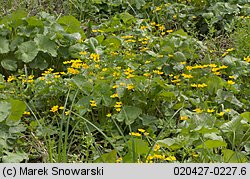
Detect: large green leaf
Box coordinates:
(128, 138, 149, 155)
(58, 15, 85, 38)
(0, 101, 11, 122)
(26, 16, 43, 27)
(15, 41, 39, 63)
(222, 149, 247, 163)
(94, 150, 117, 163)
(207, 76, 224, 95)
(174, 51, 187, 62)
(116, 106, 142, 125)
(119, 12, 134, 23)
(72, 76, 93, 95)
(102, 36, 121, 51)
(2, 151, 28, 163)
(240, 112, 250, 123)
(34, 34, 57, 57)
(6, 99, 26, 125)
(196, 140, 227, 149)
(0, 36, 10, 54)
(1, 59, 17, 71)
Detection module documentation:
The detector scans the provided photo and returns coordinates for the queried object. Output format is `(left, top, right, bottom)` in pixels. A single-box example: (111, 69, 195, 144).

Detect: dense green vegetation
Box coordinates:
(0, 0, 249, 163)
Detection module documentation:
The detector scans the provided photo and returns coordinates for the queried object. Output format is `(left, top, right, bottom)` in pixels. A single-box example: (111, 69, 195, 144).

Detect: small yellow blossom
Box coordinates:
(110, 93, 119, 98)
(112, 84, 119, 89)
(138, 129, 146, 133)
(127, 84, 134, 90)
(50, 105, 59, 113)
(180, 116, 188, 120)
(193, 108, 203, 113)
(165, 156, 176, 161)
(207, 109, 215, 113)
(23, 111, 30, 115)
(65, 111, 70, 115)
(106, 113, 112, 117)
(227, 80, 235, 85)
(90, 100, 97, 107)
(166, 29, 174, 33)
(218, 112, 225, 116)
(154, 144, 161, 152)
(129, 132, 141, 137)
(7, 75, 15, 82)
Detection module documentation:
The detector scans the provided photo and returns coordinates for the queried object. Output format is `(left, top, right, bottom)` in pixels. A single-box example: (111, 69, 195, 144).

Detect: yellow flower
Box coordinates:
(244, 56, 250, 63)
(180, 61, 186, 65)
(90, 100, 97, 107)
(106, 113, 112, 117)
(193, 108, 203, 113)
(112, 84, 119, 89)
(110, 93, 119, 98)
(119, 82, 126, 86)
(150, 22, 156, 26)
(116, 157, 123, 163)
(165, 156, 176, 161)
(173, 15, 177, 19)
(166, 29, 174, 33)
(218, 112, 224, 116)
(229, 75, 235, 79)
(59, 106, 64, 110)
(129, 132, 141, 137)
(50, 105, 59, 113)
(225, 109, 231, 113)
(116, 108, 121, 112)
(121, 35, 134, 39)
(138, 129, 145, 133)
(181, 73, 193, 79)
(79, 51, 87, 55)
(7, 75, 15, 82)
(186, 66, 193, 70)
(207, 109, 215, 113)
(227, 80, 235, 85)
(127, 84, 134, 90)
(23, 111, 30, 115)
(180, 116, 188, 120)
(143, 73, 151, 77)
(65, 111, 70, 116)
(67, 68, 79, 75)
(90, 53, 100, 62)
(154, 144, 161, 152)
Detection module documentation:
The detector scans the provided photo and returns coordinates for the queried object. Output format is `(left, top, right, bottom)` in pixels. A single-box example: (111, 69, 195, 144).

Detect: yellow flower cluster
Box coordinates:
(50, 105, 64, 113)
(191, 83, 208, 88)
(129, 128, 149, 137)
(90, 53, 100, 62)
(146, 154, 176, 163)
(124, 67, 135, 79)
(114, 101, 122, 112)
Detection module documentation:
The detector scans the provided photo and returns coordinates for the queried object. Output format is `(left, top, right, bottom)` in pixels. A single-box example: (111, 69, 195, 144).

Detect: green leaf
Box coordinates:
(94, 150, 117, 163)
(26, 16, 43, 27)
(1, 59, 17, 71)
(2, 151, 28, 163)
(58, 15, 85, 38)
(240, 112, 250, 123)
(15, 41, 39, 63)
(72, 76, 93, 95)
(196, 140, 227, 149)
(6, 99, 26, 125)
(102, 36, 121, 51)
(0, 101, 11, 122)
(174, 51, 187, 62)
(9, 124, 26, 133)
(34, 34, 57, 57)
(222, 149, 247, 163)
(0, 36, 10, 54)
(119, 12, 134, 23)
(128, 138, 149, 155)
(116, 106, 142, 125)
(157, 138, 176, 147)
(10, 36, 24, 51)
(207, 76, 224, 95)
